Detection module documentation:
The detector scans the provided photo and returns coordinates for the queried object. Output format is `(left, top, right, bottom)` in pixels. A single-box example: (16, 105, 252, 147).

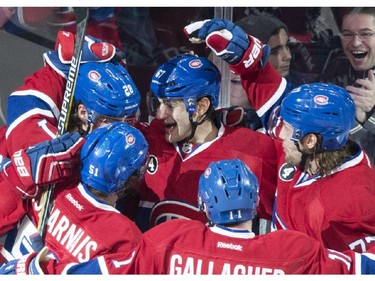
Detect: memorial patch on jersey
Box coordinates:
(278, 163, 296, 181)
(150, 199, 206, 227)
(146, 155, 158, 175)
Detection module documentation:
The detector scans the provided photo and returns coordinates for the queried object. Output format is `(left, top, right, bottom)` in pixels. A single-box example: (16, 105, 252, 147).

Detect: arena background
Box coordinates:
(0, 7, 349, 126)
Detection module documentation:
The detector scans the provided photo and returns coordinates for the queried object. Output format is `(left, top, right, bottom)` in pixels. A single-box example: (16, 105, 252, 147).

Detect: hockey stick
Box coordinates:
(37, 7, 89, 241)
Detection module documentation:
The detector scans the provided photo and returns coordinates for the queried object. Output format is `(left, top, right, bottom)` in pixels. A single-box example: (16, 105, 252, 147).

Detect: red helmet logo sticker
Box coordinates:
(189, 59, 203, 69)
(314, 95, 329, 105)
(126, 134, 135, 145)
(88, 70, 101, 82)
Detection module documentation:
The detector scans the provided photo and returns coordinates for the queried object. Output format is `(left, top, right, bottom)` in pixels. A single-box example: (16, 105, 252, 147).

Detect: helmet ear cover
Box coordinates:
(185, 96, 198, 116)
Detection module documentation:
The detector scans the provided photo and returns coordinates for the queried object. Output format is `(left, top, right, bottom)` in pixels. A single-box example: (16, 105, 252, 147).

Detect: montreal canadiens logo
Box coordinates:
(279, 163, 297, 181)
(313, 95, 329, 105)
(126, 134, 135, 145)
(150, 200, 206, 227)
(88, 70, 101, 82)
(189, 59, 203, 69)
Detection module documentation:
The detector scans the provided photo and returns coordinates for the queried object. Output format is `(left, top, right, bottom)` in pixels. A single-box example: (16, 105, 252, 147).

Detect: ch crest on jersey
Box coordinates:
(279, 163, 296, 181)
(147, 155, 158, 174)
(150, 199, 206, 227)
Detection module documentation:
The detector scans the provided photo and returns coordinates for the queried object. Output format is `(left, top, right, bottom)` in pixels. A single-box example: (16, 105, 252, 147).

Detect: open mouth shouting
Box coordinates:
(351, 50, 368, 60)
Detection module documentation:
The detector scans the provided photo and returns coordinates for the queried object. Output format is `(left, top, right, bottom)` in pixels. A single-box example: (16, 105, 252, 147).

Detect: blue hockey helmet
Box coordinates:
(198, 159, 258, 225)
(280, 83, 355, 151)
(75, 61, 141, 123)
(80, 122, 148, 194)
(149, 54, 221, 115)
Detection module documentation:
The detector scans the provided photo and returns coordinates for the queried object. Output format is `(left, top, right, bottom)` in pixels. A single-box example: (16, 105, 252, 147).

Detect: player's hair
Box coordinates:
(197, 96, 217, 122)
(67, 100, 85, 134)
(305, 134, 353, 176)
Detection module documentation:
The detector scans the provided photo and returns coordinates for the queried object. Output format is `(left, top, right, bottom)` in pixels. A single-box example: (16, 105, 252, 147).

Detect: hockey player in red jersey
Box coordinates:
(0, 122, 148, 265)
(0, 31, 141, 242)
(184, 18, 375, 253)
(4, 158, 375, 275)
(2, 30, 140, 159)
(127, 159, 375, 274)
(0, 131, 84, 236)
(273, 83, 375, 253)
(123, 53, 278, 232)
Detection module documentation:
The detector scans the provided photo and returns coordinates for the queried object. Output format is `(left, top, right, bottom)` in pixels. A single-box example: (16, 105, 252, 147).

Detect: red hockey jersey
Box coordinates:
(273, 143, 375, 253)
(230, 44, 375, 253)
(46, 219, 372, 274)
(130, 219, 363, 274)
(0, 64, 68, 246)
(133, 119, 278, 231)
(5, 64, 65, 157)
(1, 180, 141, 263)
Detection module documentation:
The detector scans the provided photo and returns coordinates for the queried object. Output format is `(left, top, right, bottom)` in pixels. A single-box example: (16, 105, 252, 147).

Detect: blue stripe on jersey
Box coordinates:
(64, 259, 104, 274)
(361, 253, 375, 274)
(6, 94, 56, 126)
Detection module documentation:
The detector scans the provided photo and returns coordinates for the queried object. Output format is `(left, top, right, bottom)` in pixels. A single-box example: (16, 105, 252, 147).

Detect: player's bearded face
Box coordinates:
(157, 99, 192, 143)
(279, 122, 302, 166)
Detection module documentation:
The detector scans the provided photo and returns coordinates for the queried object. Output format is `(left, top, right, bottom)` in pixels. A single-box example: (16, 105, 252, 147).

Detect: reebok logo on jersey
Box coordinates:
(217, 242, 243, 251)
(65, 193, 84, 211)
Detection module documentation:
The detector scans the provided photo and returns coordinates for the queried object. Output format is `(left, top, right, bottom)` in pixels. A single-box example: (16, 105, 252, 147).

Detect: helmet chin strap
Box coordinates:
(77, 124, 90, 136)
(294, 141, 314, 171)
(185, 113, 208, 143)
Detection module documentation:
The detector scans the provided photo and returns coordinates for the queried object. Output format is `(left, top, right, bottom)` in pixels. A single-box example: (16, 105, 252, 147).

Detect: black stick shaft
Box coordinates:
(38, 7, 89, 241)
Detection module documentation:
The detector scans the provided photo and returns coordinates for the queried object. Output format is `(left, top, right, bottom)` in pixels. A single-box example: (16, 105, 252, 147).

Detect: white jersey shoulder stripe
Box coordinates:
(210, 225, 256, 239)
(257, 77, 287, 118)
(6, 108, 55, 139)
